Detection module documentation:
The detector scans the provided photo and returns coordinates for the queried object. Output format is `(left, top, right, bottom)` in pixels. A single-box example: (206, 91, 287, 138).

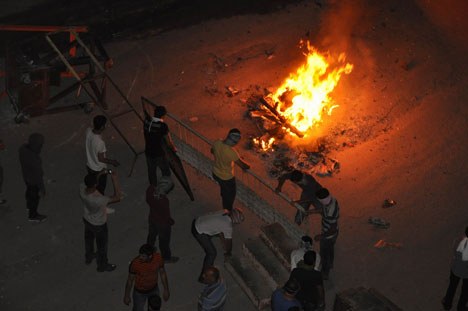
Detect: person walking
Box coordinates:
(19, 133, 47, 223)
(124, 244, 170, 311)
(290, 251, 325, 311)
(143, 105, 177, 186)
(271, 278, 302, 311)
(211, 128, 250, 211)
(192, 208, 244, 282)
(0, 138, 6, 205)
(85, 115, 119, 195)
(79, 170, 120, 272)
(276, 169, 323, 225)
(198, 266, 227, 311)
(290, 236, 321, 272)
(146, 176, 179, 263)
(442, 226, 468, 311)
(310, 188, 339, 280)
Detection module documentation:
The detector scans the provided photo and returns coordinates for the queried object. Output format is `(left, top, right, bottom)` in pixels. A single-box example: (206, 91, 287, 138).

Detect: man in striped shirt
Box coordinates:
(198, 266, 227, 311)
(311, 188, 339, 280)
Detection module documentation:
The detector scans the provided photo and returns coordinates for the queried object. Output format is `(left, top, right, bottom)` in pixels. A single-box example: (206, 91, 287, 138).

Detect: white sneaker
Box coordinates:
(107, 207, 115, 214)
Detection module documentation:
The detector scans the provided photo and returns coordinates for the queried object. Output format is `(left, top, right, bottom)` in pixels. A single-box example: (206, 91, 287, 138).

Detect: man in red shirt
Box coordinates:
(124, 244, 170, 311)
(146, 176, 178, 263)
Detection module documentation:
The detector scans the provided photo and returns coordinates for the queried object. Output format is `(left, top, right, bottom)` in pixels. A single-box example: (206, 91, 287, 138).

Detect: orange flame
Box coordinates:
(253, 137, 275, 151)
(269, 41, 353, 135)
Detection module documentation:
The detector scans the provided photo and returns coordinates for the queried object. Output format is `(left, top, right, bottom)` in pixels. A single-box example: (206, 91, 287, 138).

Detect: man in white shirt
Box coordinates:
(191, 208, 244, 282)
(80, 170, 121, 272)
(85, 115, 120, 194)
(290, 235, 321, 272)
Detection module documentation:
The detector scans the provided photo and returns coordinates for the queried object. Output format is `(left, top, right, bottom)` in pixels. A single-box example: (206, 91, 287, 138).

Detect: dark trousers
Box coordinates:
(83, 218, 109, 269)
(444, 270, 468, 311)
(86, 167, 107, 195)
(147, 222, 172, 260)
(212, 173, 236, 211)
(146, 155, 171, 186)
(132, 286, 159, 311)
(320, 235, 337, 276)
(26, 184, 40, 218)
(191, 219, 217, 276)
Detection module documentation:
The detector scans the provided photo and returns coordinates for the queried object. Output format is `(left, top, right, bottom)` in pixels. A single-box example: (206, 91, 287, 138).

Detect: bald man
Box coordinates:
(198, 266, 227, 311)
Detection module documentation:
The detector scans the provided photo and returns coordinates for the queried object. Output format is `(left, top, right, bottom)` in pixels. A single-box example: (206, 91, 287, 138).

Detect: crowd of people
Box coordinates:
(2, 103, 467, 311)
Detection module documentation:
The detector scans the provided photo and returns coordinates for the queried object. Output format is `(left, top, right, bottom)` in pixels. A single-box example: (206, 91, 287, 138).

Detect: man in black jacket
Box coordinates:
(19, 133, 47, 223)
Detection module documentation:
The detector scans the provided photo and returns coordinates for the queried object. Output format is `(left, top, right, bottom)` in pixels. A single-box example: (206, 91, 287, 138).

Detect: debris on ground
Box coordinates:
(189, 117, 198, 122)
(225, 86, 240, 97)
(368, 217, 390, 229)
(382, 199, 397, 208)
(374, 239, 403, 249)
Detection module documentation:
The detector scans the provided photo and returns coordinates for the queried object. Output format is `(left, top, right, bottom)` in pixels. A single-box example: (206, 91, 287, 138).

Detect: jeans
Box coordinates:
(146, 155, 171, 186)
(147, 222, 172, 260)
(443, 270, 468, 311)
(320, 235, 338, 276)
(133, 286, 159, 311)
(83, 218, 109, 269)
(212, 173, 236, 211)
(26, 184, 40, 218)
(86, 166, 107, 195)
(191, 219, 217, 277)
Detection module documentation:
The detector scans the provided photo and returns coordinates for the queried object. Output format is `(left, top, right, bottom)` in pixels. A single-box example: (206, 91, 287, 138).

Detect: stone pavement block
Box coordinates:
(260, 222, 297, 270)
(225, 256, 276, 310)
(243, 238, 290, 288)
(334, 287, 402, 311)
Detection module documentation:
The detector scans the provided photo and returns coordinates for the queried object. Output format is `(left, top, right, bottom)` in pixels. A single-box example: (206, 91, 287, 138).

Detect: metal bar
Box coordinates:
(110, 109, 133, 119)
(0, 25, 88, 32)
(70, 30, 143, 122)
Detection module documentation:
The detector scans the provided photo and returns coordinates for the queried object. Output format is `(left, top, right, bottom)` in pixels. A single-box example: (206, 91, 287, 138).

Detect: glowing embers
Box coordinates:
(268, 41, 353, 136)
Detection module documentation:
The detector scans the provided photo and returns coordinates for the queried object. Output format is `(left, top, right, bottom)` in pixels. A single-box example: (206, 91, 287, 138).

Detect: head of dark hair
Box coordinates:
(139, 244, 155, 256)
(301, 236, 313, 244)
(303, 250, 317, 266)
(154, 106, 167, 118)
(148, 295, 161, 310)
(93, 115, 107, 130)
(316, 188, 330, 200)
(84, 174, 97, 188)
(290, 170, 303, 182)
(283, 278, 300, 295)
(206, 266, 220, 281)
(228, 128, 241, 135)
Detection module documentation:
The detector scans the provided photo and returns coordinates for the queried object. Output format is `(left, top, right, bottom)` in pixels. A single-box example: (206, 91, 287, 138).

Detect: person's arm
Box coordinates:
(159, 266, 170, 301)
(235, 158, 250, 170)
(219, 233, 233, 259)
(123, 273, 136, 305)
(314, 223, 337, 241)
(316, 284, 325, 310)
(275, 173, 289, 192)
(108, 172, 121, 204)
(163, 134, 177, 152)
(97, 152, 120, 167)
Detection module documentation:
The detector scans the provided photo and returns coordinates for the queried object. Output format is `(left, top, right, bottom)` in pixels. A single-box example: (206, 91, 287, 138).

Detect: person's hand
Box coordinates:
(112, 160, 120, 167)
(314, 234, 322, 242)
(39, 191, 46, 198)
(123, 295, 131, 305)
(163, 289, 170, 301)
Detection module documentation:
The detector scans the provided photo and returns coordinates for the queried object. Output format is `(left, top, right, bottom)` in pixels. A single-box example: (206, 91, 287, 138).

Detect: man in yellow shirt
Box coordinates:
(211, 129, 250, 211)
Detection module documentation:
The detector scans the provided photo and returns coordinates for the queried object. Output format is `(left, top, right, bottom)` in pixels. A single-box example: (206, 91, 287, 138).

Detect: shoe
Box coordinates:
(164, 256, 179, 264)
(441, 297, 451, 310)
(106, 207, 115, 214)
(28, 214, 48, 223)
(97, 263, 117, 272)
(85, 253, 96, 265)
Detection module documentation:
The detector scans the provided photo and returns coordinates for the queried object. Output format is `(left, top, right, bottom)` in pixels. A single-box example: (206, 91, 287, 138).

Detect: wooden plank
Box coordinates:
(259, 97, 304, 138)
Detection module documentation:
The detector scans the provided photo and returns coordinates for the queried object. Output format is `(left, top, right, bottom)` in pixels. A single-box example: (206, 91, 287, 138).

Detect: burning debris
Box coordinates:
(244, 41, 353, 178)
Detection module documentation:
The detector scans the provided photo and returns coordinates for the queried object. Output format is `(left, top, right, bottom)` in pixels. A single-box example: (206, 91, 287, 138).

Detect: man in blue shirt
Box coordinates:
(271, 278, 302, 311)
(198, 266, 227, 311)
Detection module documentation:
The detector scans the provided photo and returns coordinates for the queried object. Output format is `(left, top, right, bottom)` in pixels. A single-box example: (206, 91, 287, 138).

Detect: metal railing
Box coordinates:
(165, 112, 309, 235)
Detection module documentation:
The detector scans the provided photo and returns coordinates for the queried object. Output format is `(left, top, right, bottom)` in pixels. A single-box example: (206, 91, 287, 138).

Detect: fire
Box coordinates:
(269, 41, 353, 135)
(253, 137, 275, 151)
